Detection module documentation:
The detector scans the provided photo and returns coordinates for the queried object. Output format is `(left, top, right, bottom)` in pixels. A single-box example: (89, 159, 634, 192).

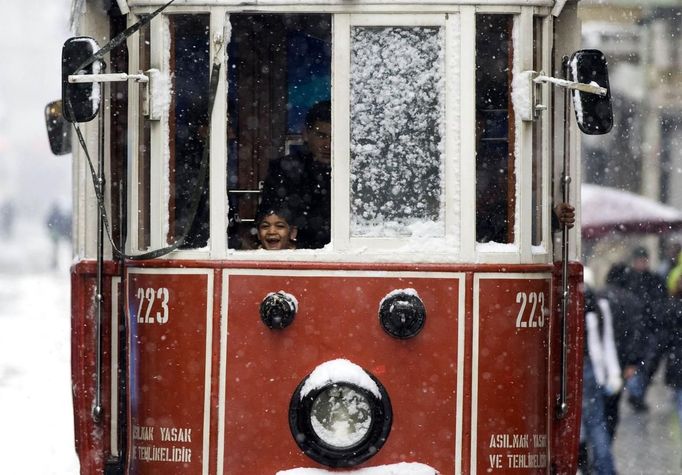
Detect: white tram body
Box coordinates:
(52, 1, 613, 473)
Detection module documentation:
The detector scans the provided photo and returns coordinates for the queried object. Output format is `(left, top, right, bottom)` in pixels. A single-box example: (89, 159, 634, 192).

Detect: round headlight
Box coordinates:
(289, 360, 392, 468)
(310, 383, 373, 448)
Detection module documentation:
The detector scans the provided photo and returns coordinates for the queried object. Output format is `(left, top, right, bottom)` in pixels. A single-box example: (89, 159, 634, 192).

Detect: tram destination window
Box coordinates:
(350, 26, 445, 238)
(475, 14, 515, 244)
(226, 14, 331, 250)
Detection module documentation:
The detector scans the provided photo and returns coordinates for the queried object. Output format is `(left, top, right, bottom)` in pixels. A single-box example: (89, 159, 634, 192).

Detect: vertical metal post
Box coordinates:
(557, 56, 571, 418)
(93, 70, 106, 423)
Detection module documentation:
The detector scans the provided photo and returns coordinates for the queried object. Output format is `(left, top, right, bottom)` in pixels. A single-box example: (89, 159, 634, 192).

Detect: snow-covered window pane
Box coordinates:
(350, 27, 445, 238)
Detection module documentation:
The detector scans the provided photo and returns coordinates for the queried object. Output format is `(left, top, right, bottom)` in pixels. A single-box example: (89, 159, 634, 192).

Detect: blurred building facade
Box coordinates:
(579, 0, 682, 277)
(580, 0, 682, 206)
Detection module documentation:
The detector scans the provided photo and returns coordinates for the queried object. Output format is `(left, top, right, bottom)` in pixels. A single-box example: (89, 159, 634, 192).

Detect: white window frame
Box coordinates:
(530, 13, 553, 265)
(471, 6, 553, 265)
(128, 7, 229, 259)
(121, 5, 555, 264)
(333, 13, 460, 256)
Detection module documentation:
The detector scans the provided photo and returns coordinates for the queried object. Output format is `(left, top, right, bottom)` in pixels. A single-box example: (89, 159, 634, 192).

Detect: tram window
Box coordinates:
(227, 14, 332, 249)
(532, 16, 545, 246)
(475, 14, 515, 244)
(110, 14, 128, 249)
(168, 14, 211, 249)
(350, 27, 445, 238)
(138, 22, 151, 249)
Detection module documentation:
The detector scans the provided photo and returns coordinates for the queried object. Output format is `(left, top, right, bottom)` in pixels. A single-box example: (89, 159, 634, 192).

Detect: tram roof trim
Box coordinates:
(125, 0, 557, 8)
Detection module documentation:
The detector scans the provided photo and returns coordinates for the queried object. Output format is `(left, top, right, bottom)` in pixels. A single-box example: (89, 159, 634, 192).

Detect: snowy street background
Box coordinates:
(0, 220, 78, 474)
(0, 0, 79, 473)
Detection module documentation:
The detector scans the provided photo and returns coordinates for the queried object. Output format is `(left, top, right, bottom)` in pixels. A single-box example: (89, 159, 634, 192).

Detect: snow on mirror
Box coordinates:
(350, 27, 445, 238)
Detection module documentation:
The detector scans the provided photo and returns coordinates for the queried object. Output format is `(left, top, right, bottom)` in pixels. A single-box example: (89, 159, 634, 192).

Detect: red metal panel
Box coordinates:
(126, 271, 211, 474)
(68, 260, 581, 475)
(549, 263, 584, 475)
(71, 265, 116, 475)
(474, 276, 551, 474)
(223, 273, 461, 474)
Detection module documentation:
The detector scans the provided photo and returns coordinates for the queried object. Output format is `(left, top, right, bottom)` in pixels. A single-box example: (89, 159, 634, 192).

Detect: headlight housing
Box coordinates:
(289, 359, 392, 468)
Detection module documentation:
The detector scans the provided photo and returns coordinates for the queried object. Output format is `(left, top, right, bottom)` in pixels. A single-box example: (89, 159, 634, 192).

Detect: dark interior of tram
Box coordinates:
(227, 14, 332, 249)
(475, 14, 515, 244)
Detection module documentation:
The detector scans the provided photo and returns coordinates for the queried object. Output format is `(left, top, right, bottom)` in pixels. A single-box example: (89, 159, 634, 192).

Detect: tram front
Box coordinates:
(52, 1, 613, 474)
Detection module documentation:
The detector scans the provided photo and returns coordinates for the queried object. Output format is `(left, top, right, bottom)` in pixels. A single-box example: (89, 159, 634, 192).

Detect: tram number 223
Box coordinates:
(515, 292, 545, 329)
(135, 287, 170, 324)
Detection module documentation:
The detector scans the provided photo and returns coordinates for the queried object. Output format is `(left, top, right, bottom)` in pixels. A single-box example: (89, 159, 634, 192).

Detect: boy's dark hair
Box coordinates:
(304, 100, 331, 130)
(255, 204, 294, 226)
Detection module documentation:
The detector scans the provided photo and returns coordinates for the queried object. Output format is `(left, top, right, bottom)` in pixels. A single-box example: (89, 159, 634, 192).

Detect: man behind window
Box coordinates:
(258, 100, 331, 249)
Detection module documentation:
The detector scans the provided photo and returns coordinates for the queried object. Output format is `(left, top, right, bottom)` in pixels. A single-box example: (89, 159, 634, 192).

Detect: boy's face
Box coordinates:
(258, 213, 297, 250)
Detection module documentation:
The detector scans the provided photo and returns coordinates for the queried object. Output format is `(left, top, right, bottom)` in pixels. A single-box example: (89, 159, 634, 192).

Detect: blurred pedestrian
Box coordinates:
(45, 204, 70, 269)
(622, 246, 667, 412)
(657, 240, 681, 280)
(600, 263, 645, 439)
(579, 285, 621, 475)
(666, 249, 682, 297)
(662, 262, 682, 468)
(0, 201, 15, 239)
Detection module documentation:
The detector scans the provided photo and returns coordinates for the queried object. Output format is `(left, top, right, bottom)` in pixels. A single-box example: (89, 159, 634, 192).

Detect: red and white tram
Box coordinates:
(46, 0, 613, 473)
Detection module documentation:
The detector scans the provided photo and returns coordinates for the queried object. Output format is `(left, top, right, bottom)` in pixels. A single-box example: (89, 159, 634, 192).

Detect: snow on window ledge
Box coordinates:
(476, 241, 518, 253)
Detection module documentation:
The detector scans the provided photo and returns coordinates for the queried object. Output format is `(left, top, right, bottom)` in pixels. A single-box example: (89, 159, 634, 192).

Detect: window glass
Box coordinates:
(227, 14, 332, 250)
(475, 14, 515, 244)
(168, 14, 211, 249)
(110, 14, 128, 250)
(137, 23, 151, 249)
(350, 26, 445, 238)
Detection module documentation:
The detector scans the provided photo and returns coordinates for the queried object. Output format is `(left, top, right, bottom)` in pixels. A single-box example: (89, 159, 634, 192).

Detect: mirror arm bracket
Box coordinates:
(533, 74, 607, 97)
(68, 72, 149, 84)
(518, 69, 609, 123)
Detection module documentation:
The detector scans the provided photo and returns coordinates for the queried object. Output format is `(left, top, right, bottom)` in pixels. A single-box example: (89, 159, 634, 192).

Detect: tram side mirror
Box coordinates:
(62, 37, 101, 123)
(569, 49, 613, 135)
(44, 100, 72, 155)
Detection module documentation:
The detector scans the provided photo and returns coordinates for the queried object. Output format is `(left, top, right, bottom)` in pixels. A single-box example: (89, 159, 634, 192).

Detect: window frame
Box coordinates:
(121, 5, 554, 264)
(127, 7, 229, 259)
(472, 8, 553, 265)
(333, 13, 459, 254)
(529, 13, 553, 263)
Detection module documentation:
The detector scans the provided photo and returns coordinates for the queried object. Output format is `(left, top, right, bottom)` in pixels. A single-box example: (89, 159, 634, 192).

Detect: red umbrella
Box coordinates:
(581, 183, 682, 239)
